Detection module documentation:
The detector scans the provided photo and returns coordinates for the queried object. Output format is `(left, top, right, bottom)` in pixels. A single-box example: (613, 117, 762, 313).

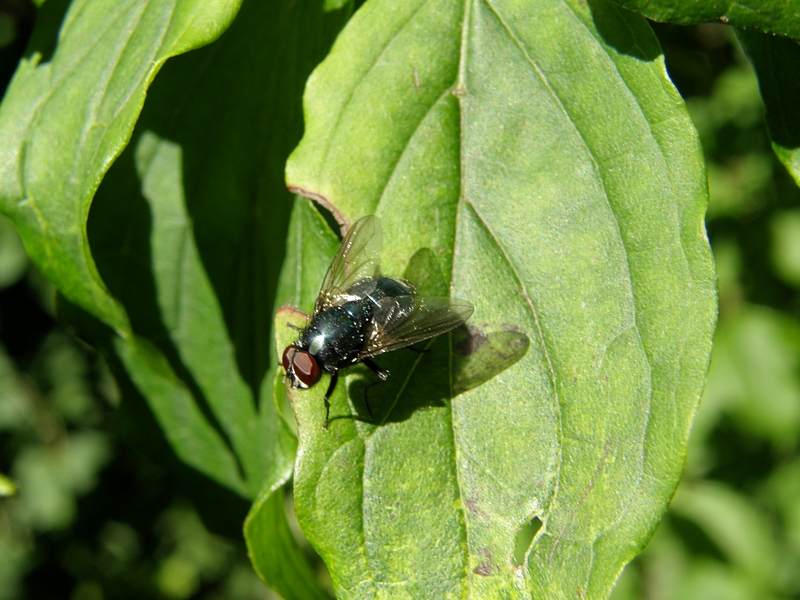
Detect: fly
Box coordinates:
(282, 215, 474, 428)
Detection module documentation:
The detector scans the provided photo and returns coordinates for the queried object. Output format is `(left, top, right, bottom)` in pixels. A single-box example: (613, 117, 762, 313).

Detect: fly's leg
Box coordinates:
(361, 358, 389, 417)
(323, 371, 339, 429)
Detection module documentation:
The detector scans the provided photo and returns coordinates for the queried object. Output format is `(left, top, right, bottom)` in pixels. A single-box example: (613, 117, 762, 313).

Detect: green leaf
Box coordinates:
(605, 0, 800, 39)
(244, 459, 330, 600)
(702, 305, 800, 447)
(114, 333, 253, 496)
(736, 30, 800, 187)
(284, 0, 716, 596)
(671, 481, 781, 587)
(0, 0, 349, 487)
(0, 0, 242, 333)
(79, 0, 347, 592)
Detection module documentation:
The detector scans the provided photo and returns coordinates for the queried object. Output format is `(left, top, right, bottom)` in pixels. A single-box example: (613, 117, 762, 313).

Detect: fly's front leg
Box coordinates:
(361, 358, 389, 417)
(323, 371, 339, 429)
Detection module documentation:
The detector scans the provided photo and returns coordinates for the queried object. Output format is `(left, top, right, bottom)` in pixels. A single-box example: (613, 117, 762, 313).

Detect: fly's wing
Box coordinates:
(316, 215, 382, 312)
(360, 296, 474, 357)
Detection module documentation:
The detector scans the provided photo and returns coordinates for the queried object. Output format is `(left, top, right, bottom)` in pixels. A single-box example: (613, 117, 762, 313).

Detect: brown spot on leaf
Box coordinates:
(473, 564, 492, 577)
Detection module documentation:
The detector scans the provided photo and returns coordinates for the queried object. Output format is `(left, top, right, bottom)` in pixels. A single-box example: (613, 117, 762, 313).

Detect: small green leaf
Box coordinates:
(736, 30, 800, 187)
(607, 0, 800, 39)
(0, 0, 350, 502)
(114, 334, 250, 496)
(285, 0, 716, 596)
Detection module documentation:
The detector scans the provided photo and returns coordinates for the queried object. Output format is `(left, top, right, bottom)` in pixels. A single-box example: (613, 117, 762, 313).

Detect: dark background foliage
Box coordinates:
(0, 2, 795, 599)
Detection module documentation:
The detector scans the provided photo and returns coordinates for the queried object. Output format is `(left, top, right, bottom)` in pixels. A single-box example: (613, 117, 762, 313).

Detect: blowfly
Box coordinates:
(282, 215, 474, 428)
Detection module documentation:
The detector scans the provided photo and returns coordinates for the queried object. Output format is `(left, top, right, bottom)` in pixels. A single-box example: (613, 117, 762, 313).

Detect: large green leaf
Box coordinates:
(0, 0, 241, 333)
(736, 30, 800, 188)
(283, 0, 717, 597)
(606, 0, 800, 39)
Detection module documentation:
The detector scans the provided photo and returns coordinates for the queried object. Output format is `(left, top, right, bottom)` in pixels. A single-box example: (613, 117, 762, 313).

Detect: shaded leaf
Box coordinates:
(607, 0, 800, 39)
(737, 29, 800, 187)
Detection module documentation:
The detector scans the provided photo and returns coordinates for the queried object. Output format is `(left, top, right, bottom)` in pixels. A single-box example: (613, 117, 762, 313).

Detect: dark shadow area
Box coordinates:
(667, 512, 727, 563)
(21, 0, 66, 62)
(0, 0, 37, 94)
(328, 246, 531, 427)
(0, 275, 54, 360)
(58, 297, 251, 538)
(706, 415, 778, 494)
(589, 0, 662, 62)
(337, 323, 530, 427)
(452, 325, 530, 396)
(342, 334, 451, 426)
(650, 21, 736, 97)
(87, 144, 247, 483)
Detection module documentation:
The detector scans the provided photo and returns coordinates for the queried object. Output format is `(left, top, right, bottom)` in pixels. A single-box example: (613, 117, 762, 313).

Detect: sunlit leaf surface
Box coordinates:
(282, 0, 717, 596)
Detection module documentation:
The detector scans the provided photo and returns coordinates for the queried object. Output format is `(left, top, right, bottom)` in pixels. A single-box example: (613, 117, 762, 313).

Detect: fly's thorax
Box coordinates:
(300, 301, 373, 370)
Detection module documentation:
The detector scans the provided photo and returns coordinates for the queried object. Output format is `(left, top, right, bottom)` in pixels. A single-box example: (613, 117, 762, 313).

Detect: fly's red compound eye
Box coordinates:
(283, 346, 321, 388)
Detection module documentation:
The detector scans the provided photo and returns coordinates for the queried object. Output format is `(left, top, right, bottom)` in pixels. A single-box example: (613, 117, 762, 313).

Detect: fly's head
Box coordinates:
(282, 345, 321, 389)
